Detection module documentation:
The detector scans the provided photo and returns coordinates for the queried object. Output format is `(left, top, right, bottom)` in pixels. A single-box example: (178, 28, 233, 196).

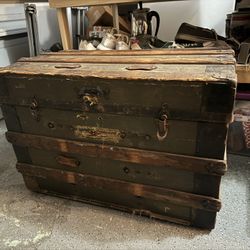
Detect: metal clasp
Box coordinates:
(79, 87, 108, 112)
(82, 94, 99, 107)
(30, 97, 40, 121)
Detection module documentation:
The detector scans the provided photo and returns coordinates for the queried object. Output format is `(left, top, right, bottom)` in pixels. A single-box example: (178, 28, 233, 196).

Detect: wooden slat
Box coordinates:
(112, 4, 120, 32)
(16, 163, 222, 212)
(19, 54, 236, 65)
(86, 6, 130, 33)
(43, 48, 235, 56)
(57, 8, 72, 50)
(49, 0, 186, 8)
(0, 61, 237, 83)
(23, 172, 193, 226)
(1, 0, 47, 2)
(6, 132, 227, 176)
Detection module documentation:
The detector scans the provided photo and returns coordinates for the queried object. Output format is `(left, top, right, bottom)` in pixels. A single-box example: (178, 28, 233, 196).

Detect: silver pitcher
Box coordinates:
(131, 8, 160, 37)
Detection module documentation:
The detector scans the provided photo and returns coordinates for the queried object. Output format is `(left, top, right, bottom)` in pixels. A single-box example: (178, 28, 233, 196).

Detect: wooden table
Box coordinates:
(48, 0, 185, 50)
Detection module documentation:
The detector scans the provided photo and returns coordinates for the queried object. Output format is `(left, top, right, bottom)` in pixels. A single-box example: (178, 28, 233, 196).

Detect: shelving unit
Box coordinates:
(48, 0, 185, 50)
(48, 0, 250, 86)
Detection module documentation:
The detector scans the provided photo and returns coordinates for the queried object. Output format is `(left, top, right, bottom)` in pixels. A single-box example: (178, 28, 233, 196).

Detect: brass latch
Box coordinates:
(82, 94, 99, 107)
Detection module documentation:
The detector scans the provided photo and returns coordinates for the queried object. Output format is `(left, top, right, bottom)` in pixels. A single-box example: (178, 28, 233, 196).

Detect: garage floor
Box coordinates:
(0, 119, 249, 250)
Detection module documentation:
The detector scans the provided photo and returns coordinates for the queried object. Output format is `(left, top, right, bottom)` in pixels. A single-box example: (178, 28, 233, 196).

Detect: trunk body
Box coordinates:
(0, 48, 237, 229)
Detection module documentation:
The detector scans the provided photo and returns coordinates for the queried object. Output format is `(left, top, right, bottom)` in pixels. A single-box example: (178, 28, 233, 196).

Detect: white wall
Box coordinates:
(0, 4, 29, 67)
(145, 0, 235, 41)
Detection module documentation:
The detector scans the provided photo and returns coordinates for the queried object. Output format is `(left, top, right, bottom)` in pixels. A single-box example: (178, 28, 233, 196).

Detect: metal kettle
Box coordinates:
(131, 7, 160, 37)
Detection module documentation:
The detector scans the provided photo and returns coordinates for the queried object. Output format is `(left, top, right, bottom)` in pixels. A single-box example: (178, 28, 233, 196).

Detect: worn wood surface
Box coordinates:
(22, 175, 194, 227)
(17, 162, 222, 212)
(56, 155, 80, 168)
(49, 0, 187, 8)
(1, 0, 46, 2)
(0, 50, 237, 83)
(22, 173, 218, 229)
(19, 54, 235, 65)
(7, 132, 226, 176)
(27, 147, 221, 197)
(0, 62, 237, 83)
(45, 48, 235, 56)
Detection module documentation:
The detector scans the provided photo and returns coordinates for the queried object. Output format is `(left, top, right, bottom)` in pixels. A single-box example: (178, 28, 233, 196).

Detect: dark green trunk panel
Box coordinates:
(15, 107, 227, 159)
(17, 107, 197, 156)
(37, 177, 192, 220)
(23, 175, 216, 229)
(2, 76, 235, 122)
(27, 148, 221, 197)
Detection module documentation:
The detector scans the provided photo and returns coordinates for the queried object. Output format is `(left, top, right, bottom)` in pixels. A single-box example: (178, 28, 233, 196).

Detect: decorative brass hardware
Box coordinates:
(78, 86, 108, 112)
(82, 94, 99, 107)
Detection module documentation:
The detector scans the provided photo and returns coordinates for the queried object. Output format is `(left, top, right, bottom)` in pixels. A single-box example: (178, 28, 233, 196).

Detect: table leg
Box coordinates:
(57, 8, 72, 50)
(112, 4, 120, 32)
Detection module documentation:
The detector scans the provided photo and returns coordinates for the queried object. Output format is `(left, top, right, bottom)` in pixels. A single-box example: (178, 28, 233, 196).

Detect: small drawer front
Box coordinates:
(15, 107, 227, 159)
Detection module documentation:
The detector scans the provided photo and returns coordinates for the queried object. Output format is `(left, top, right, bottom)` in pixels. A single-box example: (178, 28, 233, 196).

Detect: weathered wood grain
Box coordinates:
(57, 8, 72, 50)
(56, 155, 80, 168)
(0, 62, 237, 83)
(44, 48, 235, 56)
(6, 132, 227, 176)
(17, 162, 222, 212)
(19, 54, 235, 65)
(22, 174, 193, 226)
(49, 0, 188, 8)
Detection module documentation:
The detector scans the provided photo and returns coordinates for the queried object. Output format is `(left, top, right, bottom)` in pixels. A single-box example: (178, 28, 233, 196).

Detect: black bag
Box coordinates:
(175, 22, 226, 43)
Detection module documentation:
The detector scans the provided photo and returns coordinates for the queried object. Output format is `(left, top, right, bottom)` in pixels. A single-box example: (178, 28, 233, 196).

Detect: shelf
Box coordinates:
(49, 0, 184, 8)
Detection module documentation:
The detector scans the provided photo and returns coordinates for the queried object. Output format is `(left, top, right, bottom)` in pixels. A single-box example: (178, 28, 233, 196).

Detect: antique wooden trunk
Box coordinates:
(0, 49, 237, 229)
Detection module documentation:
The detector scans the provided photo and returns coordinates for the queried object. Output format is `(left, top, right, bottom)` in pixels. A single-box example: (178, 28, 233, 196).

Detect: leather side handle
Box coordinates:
(125, 65, 157, 71)
(54, 64, 81, 69)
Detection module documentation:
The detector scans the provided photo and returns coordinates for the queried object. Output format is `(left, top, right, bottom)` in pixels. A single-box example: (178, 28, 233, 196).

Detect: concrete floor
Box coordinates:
(0, 119, 249, 250)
